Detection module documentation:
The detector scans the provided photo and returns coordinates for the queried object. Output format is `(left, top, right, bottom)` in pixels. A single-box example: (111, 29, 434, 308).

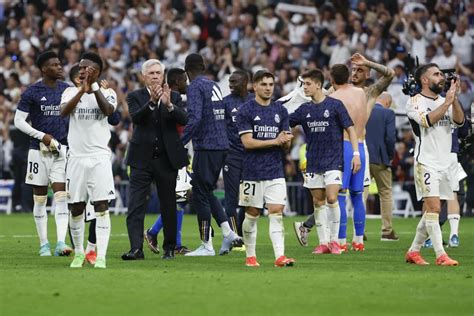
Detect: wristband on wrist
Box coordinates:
(91, 82, 100, 92)
(353, 151, 360, 156)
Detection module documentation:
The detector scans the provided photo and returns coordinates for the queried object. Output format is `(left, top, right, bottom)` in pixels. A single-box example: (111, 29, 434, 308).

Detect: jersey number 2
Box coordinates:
(424, 173, 431, 185)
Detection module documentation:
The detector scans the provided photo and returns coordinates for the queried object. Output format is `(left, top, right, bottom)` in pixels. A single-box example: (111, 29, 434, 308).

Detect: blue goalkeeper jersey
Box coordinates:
(289, 96, 353, 173)
(17, 80, 70, 150)
(182, 76, 228, 150)
(237, 99, 289, 181)
(224, 92, 254, 157)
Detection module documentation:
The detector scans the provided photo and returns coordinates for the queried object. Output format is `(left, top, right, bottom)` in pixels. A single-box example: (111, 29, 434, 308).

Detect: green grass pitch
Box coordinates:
(0, 214, 473, 316)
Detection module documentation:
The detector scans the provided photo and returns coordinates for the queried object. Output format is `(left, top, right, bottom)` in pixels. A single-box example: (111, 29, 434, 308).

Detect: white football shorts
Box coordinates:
(25, 148, 66, 186)
(414, 162, 453, 201)
(66, 155, 115, 203)
(303, 170, 342, 189)
(239, 178, 287, 208)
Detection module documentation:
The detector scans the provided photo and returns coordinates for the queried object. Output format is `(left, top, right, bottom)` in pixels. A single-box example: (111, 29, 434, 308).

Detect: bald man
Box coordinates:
(365, 92, 398, 240)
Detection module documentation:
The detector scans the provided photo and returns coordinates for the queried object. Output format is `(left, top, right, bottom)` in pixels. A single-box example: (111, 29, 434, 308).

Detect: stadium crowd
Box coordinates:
(0, 0, 473, 215)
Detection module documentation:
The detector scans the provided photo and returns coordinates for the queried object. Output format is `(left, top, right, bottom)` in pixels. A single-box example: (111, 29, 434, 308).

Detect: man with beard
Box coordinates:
(405, 63, 464, 266)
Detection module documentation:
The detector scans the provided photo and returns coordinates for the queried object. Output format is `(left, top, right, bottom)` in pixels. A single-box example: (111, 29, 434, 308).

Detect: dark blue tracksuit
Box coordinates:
(182, 76, 229, 241)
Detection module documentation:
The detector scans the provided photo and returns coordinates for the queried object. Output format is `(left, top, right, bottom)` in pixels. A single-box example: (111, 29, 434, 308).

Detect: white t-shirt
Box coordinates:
(61, 87, 118, 158)
(431, 54, 457, 70)
(406, 93, 462, 170)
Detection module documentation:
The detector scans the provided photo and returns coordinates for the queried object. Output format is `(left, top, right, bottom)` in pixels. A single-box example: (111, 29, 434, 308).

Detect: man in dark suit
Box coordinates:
(144, 67, 191, 255)
(122, 59, 188, 260)
(366, 92, 399, 241)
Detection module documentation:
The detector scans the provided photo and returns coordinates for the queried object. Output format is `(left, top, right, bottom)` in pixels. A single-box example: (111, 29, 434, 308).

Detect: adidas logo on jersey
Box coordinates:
(211, 85, 223, 101)
(254, 116, 261, 121)
(306, 113, 311, 118)
(231, 108, 238, 112)
(108, 190, 114, 196)
(335, 177, 340, 181)
(41, 96, 47, 101)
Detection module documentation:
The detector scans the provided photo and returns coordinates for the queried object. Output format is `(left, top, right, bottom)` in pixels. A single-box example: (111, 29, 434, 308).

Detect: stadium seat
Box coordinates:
(392, 184, 421, 218)
(0, 180, 14, 215)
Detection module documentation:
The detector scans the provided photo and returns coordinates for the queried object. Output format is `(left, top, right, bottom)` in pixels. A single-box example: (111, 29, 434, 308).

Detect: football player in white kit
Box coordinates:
(60, 52, 117, 268)
(405, 63, 464, 266)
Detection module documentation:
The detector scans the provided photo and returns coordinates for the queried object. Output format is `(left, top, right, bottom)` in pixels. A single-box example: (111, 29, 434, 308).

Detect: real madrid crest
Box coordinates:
(274, 114, 280, 123)
(28, 173, 34, 181)
(324, 109, 330, 118)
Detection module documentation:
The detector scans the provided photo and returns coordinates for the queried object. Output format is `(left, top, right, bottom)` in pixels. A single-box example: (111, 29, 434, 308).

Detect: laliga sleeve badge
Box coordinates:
(224, 165, 229, 172)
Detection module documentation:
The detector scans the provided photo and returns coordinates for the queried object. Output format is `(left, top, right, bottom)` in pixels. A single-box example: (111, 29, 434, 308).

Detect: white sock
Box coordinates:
(220, 221, 232, 238)
(33, 195, 48, 246)
(53, 192, 69, 243)
(326, 202, 340, 242)
(242, 213, 258, 257)
(424, 212, 446, 258)
(447, 214, 460, 238)
(269, 213, 285, 259)
(70, 212, 85, 255)
(203, 228, 213, 250)
(95, 211, 111, 259)
(314, 205, 329, 245)
(338, 238, 347, 245)
(409, 214, 428, 252)
(86, 241, 96, 253)
(353, 235, 363, 244)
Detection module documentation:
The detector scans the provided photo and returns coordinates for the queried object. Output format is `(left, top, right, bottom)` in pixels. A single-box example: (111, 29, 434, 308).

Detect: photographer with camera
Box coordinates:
(405, 63, 464, 266)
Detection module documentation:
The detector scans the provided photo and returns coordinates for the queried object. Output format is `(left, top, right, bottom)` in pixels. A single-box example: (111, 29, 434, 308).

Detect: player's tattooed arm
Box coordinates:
(351, 53, 394, 115)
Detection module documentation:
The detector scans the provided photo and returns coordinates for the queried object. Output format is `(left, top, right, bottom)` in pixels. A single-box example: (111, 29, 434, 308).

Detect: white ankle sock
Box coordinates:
(33, 195, 48, 246)
(86, 241, 96, 253)
(424, 212, 446, 258)
(326, 202, 340, 242)
(220, 221, 232, 238)
(269, 213, 285, 259)
(95, 211, 111, 259)
(243, 213, 258, 257)
(70, 212, 85, 255)
(447, 214, 460, 238)
(314, 205, 329, 245)
(53, 192, 69, 243)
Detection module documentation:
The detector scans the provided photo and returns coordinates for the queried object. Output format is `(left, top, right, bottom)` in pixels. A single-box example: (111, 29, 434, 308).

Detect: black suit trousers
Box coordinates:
(126, 154, 178, 251)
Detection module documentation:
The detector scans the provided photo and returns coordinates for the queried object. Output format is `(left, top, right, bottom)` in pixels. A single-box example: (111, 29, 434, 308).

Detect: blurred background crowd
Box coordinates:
(0, 0, 472, 214)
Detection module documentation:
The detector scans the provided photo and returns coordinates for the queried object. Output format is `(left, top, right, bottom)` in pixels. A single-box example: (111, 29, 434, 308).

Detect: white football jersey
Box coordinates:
(61, 87, 117, 157)
(406, 93, 461, 170)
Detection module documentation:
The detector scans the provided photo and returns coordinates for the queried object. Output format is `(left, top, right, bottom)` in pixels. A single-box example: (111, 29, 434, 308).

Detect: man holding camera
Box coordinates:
(405, 63, 464, 266)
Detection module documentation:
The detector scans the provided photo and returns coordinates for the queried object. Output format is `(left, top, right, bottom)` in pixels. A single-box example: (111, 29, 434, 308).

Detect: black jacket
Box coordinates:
(125, 88, 188, 170)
